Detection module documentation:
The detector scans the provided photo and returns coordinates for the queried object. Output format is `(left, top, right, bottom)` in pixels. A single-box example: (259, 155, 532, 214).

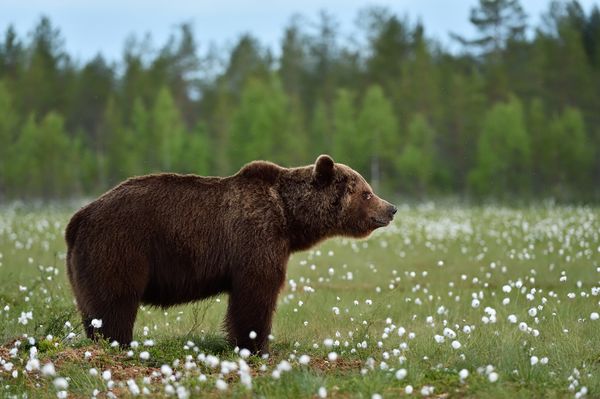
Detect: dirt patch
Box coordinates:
(0, 345, 11, 360)
(51, 346, 160, 380)
(310, 357, 363, 373)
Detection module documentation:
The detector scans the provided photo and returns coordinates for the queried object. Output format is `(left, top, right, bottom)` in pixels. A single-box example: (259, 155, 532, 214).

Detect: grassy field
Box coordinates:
(0, 203, 599, 398)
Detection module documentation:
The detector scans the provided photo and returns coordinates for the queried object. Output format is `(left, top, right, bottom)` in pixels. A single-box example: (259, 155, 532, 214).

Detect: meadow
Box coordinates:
(0, 203, 599, 398)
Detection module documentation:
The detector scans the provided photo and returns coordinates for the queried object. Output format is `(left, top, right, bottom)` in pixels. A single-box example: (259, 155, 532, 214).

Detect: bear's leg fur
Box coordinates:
(81, 296, 139, 345)
(225, 269, 285, 353)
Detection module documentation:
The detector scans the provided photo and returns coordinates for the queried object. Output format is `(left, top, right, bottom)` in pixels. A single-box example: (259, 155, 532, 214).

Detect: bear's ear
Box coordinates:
(313, 154, 335, 186)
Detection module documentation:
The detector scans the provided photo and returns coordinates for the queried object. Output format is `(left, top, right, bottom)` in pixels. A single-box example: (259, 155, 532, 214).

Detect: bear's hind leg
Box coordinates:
(82, 297, 139, 346)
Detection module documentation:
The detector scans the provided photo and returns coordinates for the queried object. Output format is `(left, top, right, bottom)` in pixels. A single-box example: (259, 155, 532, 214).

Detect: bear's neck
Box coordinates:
(277, 170, 338, 252)
(287, 223, 331, 252)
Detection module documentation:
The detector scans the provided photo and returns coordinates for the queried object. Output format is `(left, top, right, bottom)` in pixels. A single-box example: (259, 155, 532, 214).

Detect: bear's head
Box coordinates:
(279, 154, 397, 251)
(312, 154, 397, 239)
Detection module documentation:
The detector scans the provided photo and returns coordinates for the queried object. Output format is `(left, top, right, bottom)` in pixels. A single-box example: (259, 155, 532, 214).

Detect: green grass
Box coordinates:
(0, 203, 599, 398)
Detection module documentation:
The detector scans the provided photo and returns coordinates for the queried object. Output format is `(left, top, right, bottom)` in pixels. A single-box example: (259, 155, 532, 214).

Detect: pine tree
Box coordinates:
(469, 96, 531, 197)
(150, 87, 187, 172)
(356, 85, 398, 192)
(437, 69, 486, 191)
(229, 76, 287, 169)
(544, 107, 593, 196)
(452, 0, 528, 56)
(397, 114, 436, 196)
(12, 115, 41, 197)
(128, 97, 150, 174)
(103, 96, 135, 184)
(0, 81, 17, 197)
(526, 98, 548, 195)
(178, 122, 210, 175)
(13, 112, 75, 198)
(310, 99, 330, 155)
(19, 17, 70, 117)
(331, 89, 360, 172)
(0, 26, 23, 80)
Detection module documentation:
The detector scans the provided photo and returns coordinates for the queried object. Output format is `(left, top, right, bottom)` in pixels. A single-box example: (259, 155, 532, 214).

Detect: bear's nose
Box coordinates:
(389, 205, 398, 216)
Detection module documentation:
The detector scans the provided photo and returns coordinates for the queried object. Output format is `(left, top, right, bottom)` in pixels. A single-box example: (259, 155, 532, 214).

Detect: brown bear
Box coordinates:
(65, 155, 396, 353)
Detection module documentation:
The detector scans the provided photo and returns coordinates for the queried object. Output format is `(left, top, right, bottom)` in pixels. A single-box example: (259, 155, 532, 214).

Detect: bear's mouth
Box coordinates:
(371, 217, 390, 227)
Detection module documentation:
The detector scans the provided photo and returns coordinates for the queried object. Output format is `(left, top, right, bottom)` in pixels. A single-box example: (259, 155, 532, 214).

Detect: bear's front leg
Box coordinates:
(224, 268, 285, 354)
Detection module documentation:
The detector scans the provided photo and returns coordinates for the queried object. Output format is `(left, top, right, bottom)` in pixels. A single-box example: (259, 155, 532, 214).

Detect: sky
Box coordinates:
(1, 0, 598, 63)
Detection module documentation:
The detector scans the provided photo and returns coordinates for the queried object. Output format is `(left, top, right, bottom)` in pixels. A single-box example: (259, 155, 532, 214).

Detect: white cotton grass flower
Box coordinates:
(41, 362, 56, 376)
(395, 368, 407, 380)
(459, 369, 469, 381)
(277, 360, 292, 372)
(239, 348, 251, 359)
(127, 379, 141, 396)
(176, 386, 190, 399)
(530, 356, 539, 366)
(451, 340, 462, 350)
(249, 331, 257, 339)
(139, 351, 150, 360)
(53, 377, 69, 390)
(327, 352, 338, 362)
(90, 318, 102, 329)
(405, 385, 414, 394)
(18, 311, 33, 325)
(443, 328, 456, 339)
(25, 358, 40, 372)
(299, 355, 310, 365)
(488, 372, 499, 382)
(528, 308, 537, 317)
(215, 379, 228, 391)
(160, 364, 173, 377)
(507, 314, 517, 323)
(591, 312, 599, 321)
(318, 387, 327, 398)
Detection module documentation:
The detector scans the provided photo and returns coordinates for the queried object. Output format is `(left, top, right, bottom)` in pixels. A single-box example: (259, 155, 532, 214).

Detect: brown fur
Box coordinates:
(65, 155, 396, 353)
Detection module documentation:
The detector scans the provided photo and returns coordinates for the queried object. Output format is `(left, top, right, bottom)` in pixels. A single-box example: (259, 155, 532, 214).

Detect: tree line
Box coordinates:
(0, 0, 598, 200)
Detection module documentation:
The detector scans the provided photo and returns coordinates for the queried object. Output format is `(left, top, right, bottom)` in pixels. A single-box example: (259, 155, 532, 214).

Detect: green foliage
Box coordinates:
(548, 108, 593, 190)
(357, 85, 398, 191)
(397, 114, 436, 196)
(469, 97, 531, 197)
(151, 86, 186, 171)
(331, 89, 359, 171)
(0, 80, 17, 196)
(0, 2, 600, 200)
(12, 113, 77, 198)
(229, 76, 289, 169)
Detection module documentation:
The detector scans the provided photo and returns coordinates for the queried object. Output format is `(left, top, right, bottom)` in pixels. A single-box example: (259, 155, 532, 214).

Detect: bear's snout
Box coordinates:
(388, 204, 398, 217)
(369, 199, 396, 228)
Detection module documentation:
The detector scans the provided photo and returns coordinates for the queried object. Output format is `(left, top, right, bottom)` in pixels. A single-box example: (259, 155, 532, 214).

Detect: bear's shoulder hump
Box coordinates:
(237, 161, 283, 185)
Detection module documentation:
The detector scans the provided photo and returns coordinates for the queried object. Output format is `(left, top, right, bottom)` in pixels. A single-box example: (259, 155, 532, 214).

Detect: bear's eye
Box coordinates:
(363, 192, 372, 200)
